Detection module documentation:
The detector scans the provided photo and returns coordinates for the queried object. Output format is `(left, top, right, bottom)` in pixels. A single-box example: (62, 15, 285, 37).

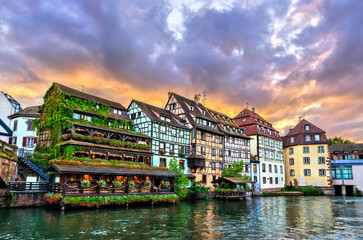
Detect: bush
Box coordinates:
(189, 180, 211, 200)
(356, 188, 362, 196)
(283, 181, 297, 191)
(300, 186, 323, 196)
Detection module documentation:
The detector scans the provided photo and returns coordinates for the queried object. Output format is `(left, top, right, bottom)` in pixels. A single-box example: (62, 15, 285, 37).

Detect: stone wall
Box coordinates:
(6, 192, 47, 207)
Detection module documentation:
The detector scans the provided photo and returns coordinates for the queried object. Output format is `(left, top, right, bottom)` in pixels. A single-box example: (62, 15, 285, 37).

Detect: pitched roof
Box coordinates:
(45, 163, 180, 177)
(283, 119, 329, 146)
(233, 108, 282, 140)
(205, 107, 250, 139)
(131, 100, 189, 129)
(168, 93, 224, 135)
(330, 144, 363, 153)
(8, 106, 41, 119)
(211, 177, 255, 184)
(56, 83, 127, 111)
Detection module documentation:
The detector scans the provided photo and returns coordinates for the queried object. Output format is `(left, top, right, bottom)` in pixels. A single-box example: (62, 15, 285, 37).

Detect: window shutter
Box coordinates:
(9, 138, 12, 144)
(23, 137, 27, 147)
(34, 138, 38, 144)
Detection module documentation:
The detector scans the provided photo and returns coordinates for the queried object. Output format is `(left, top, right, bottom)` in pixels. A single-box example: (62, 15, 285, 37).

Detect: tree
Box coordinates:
(169, 157, 190, 200)
(221, 161, 245, 178)
(328, 136, 355, 145)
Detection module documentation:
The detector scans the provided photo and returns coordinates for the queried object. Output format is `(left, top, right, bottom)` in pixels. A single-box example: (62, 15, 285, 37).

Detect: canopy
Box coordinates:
(212, 177, 255, 184)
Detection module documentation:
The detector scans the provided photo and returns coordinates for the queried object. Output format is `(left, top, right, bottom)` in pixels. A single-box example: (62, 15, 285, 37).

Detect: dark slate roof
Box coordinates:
(187, 154, 206, 160)
(168, 93, 224, 135)
(211, 177, 255, 184)
(8, 106, 41, 119)
(330, 144, 363, 153)
(56, 83, 127, 111)
(131, 100, 189, 129)
(283, 119, 329, 147)
(233, 108, 282, 141)
(46, 163, 180, 177)
(206, 107, 250, 139)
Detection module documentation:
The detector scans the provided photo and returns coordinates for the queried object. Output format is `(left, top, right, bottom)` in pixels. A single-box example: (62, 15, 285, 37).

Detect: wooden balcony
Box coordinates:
(8, 181, 49, 193)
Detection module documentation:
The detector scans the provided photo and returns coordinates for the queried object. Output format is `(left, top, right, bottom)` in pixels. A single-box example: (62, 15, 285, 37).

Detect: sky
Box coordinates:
(1, 0, 362, 142)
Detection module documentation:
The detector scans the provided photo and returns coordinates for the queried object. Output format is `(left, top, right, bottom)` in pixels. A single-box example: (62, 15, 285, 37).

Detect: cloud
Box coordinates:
(0, 0, 363, 142)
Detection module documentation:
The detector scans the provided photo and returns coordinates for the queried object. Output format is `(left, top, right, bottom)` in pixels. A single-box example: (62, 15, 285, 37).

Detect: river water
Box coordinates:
(0, 196, 362, 239)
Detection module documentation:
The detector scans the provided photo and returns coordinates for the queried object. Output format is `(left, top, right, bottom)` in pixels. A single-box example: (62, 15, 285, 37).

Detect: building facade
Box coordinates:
(330, 144, 363, 196)
(0, 91, 20, 142)
(283, 119, 332, 191)
(205, 108, 251, 174)
(8, 106, 40, 157)
(165, 93, 225, 187)
(234, 108, 284, 192)
(128, 100, 192, 176)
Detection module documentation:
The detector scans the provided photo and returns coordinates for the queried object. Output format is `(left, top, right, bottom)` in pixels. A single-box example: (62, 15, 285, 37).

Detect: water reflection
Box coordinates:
(0, 197, 362, 239)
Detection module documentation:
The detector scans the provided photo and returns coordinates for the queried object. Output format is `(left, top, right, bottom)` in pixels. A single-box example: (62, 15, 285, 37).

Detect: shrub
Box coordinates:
(356, 188, 362, 196)
(189, 180, 211, 200)
(163, 182, 170, 188)
(128, 181, 135, 187)
(144, 181, 151, 187)
(81, 180, 90, 188)
(113, 181, 122, 187)
(300, 186, 323, 196)
(98, 180, 106, 187)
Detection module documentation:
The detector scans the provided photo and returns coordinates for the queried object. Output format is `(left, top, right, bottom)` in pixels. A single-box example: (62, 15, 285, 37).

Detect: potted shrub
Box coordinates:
(81, 179, 90, 188)
(159, 150, 167, 155)
(113, 180, 122, 187)
(163, 182, 170, 188)
(98, 180, 107, 187)
(169, 151, 175, 156)
(178, 153, 186, 158)
(127, 181, 135, 187)
(144, 181, 152, 187)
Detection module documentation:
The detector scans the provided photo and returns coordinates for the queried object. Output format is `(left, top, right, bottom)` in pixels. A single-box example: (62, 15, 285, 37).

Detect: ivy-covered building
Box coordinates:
(128, 100, 192, 177)
(36, 83, 179, 200)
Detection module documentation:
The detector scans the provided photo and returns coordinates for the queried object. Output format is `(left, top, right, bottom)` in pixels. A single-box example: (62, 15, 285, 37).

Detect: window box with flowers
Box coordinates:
(159, 150, 167, 155)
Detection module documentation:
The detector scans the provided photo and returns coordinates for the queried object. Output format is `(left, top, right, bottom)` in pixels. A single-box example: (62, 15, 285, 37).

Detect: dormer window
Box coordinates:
(291, 137, 295, 143)
(202, 110, 206, 115)
(305, 135, 311, 141)
(305, 124, 310, 131)
(180, 121, 185, 126)
(170, 103, 176, 110)
(315, 134, 320, 141)
(190, 106, 194, 111)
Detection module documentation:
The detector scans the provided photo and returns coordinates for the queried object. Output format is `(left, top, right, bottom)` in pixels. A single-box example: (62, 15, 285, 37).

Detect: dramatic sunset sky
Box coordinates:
(1, 0, 362, 141)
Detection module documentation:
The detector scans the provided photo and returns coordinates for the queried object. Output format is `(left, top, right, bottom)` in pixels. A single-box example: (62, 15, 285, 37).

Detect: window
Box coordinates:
(261, 137, 264, 144)
(318, 157, 325, 164)
(219, 150, 223, 157)
(290, 170, 295, 176)
(192, 145, 196, 154)
(332, 166, 353, 179)
(13, 120, 18, 131)
(26, 137, 35, 147)
(73, 113, 80, 119)
(211, 162, 216, 170)
(289, 158, 294, 165)
(262, 164, 266, 172)
(202, 175, 207, 184)
(245, 165, 249, 173)
(254, 176, 258, 183)
(170, 144, 174, 152)
(160, 142, 165, 150)
(261, 149, 265, 157)
(315, 135, 320, 141)
(160, 125, 166, 133)
(304, 169, 311, 176)
(190, 106, 194, 111)
(269, 177, 273, 184)
(280, 166, 283, 174)
(303, 157, 310, 164)
(305, 135, 311, 141)
(289, 148, 294, 154)
(219, 163, 223, 170)
(275, 177, 278, 184)
(274, 165, 277, 173)
(179, 146, 185, 154)
(211, 148, 216, 156)
(160, 158, 167, 167)
(318, 146, 324, 153)
(192, 130, 196, 139)
(172, 129, 176, 136)
(179, 130, 184, 137)
(179, 160, 185, 170)
(319, 169, 326, 176)
(219, 136, 223, 144)
(201, 146, 205, 155)
(26, 120, 34, 131)
(211, 134, 215, 142)
(170, 103, 176, 110)
(305, 124, 310, 131)
(268, 164, 272, 173)
(266, 150, 270, 159)
(267, 139, 270, 146)
(201, 132, 206, 140)
(303, 147, 309, 153)
(228, 150, 231, 156)
(12, 137, 17, 145)
(263, 177, 266, 184)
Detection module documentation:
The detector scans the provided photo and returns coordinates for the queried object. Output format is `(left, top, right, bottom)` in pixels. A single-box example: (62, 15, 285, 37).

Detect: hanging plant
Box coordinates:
(159, 150, 167, 155)
(113, 181, 122, 187)
(163, 182, 170, 188)
(98, 180, 106, 187)
(144, 181, 151, 187)
(81, 180, 90, 188)
(127, 181, 135, 187)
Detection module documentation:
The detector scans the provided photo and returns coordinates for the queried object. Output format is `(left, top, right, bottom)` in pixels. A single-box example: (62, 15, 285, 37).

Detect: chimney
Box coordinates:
(194, 94, 200, 104)
(252, 107, 255, 113)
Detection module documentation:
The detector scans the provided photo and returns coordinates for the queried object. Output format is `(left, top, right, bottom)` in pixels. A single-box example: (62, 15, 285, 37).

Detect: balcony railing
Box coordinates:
(8, 181, 49, 193)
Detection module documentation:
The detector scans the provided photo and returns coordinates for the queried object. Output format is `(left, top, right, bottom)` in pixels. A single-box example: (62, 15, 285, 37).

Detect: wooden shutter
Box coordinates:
(22, 137, 27, 147)
(34, 137, 38, 144)
(9, 138, 12, 144)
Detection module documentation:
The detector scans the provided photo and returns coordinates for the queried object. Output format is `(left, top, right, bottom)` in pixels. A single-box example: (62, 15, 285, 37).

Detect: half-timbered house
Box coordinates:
(205, 108, 251, 174)
(128, 100, 192, 177)
(165, 93, 225, 187)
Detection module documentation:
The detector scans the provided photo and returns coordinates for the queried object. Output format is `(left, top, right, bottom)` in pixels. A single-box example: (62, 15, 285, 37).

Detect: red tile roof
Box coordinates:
(233, 108, 282, 141)
(283, 119, 329, 146)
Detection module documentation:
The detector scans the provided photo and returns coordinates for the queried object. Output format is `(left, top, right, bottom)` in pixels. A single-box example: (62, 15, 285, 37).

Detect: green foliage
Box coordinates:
(329, 136, 355, 145)
(178, 153, 186, 158)
(189, 180, 211, 200)
(98, 180, 107, 187)
(169, 157, 189, 200)
(356, 188, 362, 196)
(284, 181, 298, 191)
(128, 181, 135, 187)
(159, 150, 167, 155)
(144, 181, 151, 187)
(81, 180, 90, 188)
(300, 186, 324, 196)
(221, 161, 245, 178)
(113, 181, 122, 187)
